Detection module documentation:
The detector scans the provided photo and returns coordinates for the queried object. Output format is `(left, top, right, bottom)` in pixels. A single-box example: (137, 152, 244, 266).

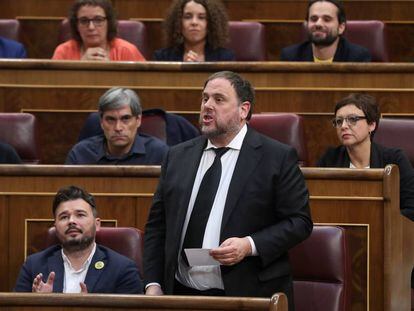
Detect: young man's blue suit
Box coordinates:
(14, 244, 142, 293)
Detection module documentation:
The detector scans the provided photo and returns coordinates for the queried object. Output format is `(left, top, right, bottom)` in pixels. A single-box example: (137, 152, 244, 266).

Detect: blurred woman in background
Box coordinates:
(153, 0, 234, 62)
(53, 0, 145, 61)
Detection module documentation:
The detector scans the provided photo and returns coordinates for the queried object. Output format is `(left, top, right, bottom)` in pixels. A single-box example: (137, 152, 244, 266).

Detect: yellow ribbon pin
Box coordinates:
(95, 261, 105, 270)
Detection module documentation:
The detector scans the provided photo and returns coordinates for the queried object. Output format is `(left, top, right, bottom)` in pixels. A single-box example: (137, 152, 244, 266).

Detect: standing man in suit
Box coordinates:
(15, 185, 142, 294)
(143, 71, 312, 309)
(280, 0, 371, 62)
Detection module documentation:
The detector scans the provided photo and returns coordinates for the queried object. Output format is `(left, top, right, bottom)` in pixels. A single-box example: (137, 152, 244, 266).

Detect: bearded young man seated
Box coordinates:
(14, 185, 143, 294)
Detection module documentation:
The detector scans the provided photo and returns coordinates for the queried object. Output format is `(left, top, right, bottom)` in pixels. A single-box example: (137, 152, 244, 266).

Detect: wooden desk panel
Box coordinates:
(0, 165, 158, 291)
(19, 17, 62, 60)
(0, 165, 411, 310)
(1, 61, 414, 88)
(2, 1, 414, 20)
(302, 166, 414, 311)
(0, 293, 287, 311)
(0, 61, 413, 163)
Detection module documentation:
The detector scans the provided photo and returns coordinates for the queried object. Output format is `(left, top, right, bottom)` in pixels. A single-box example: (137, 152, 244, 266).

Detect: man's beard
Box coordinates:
(199, 116, 240, 140)
(308, 30, 339, 47)
(61, 235, 94, 252)
(59, 224, 96, 252)
(200, 124, 226, 139)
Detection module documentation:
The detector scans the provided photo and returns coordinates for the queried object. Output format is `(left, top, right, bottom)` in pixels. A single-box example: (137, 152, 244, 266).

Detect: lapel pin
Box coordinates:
(95, 261, 105, 270)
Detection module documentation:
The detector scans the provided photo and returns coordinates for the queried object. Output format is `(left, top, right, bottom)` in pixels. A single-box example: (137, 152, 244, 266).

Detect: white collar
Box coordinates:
(205, 124, 247, 151)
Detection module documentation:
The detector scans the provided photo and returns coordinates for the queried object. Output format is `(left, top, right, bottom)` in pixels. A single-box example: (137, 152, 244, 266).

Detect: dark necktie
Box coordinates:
(181, 147, 230, 265)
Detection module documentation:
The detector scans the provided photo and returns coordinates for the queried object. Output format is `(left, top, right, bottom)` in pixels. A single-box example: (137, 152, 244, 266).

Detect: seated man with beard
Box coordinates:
(14, 185, 142, 294)
(280, 0, 371, 62)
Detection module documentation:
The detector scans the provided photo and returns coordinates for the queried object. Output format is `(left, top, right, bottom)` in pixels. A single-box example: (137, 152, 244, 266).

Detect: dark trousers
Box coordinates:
(173, 279, 225, 296)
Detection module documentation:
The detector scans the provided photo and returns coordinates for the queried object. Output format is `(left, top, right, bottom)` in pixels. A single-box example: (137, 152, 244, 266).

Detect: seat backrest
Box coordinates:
(58, 19, 149, 59)
(140, 110, 167, 143)
(301, 20, 388, 62)
(47, 226, 144, 277)
(248, 113, 308, 166)
(374, 118, 414, 166)
(289, 226, 351, 311)
(78, 111, 167, 143)
(78, 109, 199, 146)
(227, 21, 267, 61)
(0, 113, 40, 163)
(344, 21, 388, 62)
(0, 19, 20, 41)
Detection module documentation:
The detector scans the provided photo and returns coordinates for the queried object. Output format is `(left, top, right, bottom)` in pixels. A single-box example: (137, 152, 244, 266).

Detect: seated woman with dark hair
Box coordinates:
(153, 0, 235, 62)
(0, 142, 22, 164)
(53, 0, 145, 61)
(317, 93, 414, 221)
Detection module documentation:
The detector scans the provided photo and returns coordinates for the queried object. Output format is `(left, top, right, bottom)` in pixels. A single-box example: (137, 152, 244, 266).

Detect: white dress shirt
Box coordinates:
(176, 124, 257, 290)
(350, 162, 370, 168)
(62, 243, 96, 293)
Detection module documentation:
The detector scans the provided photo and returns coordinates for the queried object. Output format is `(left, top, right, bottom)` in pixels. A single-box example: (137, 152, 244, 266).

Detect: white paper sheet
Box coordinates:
(184, 248, 220, 266)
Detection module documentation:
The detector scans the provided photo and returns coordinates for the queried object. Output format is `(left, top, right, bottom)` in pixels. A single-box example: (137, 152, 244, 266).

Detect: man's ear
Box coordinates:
(338, 22, 346, 36)
(369, 121, 376, 134)
(136, 115, 142, 129)
(240, 101, 251, 121)
(95, 218, 101, 231)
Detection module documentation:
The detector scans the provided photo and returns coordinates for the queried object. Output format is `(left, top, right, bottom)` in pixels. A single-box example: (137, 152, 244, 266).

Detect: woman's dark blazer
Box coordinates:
(317, 142, 414, 221)
(153, 44, 235, 61)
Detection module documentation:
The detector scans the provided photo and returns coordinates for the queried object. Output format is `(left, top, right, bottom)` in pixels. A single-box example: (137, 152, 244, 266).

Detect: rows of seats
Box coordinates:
(45, 225, 350, 311)
(1, 18, 389, 62)
(0, 113, 39, 164)
(0, 19, 20, 41)
(4, 112, 414, 168)
(58, 19, 268, 61)
(2, 18, 268, 61)
(0, 112, 309, 165)
(78, 109, 200, 147)
(0, 3, 410, 309)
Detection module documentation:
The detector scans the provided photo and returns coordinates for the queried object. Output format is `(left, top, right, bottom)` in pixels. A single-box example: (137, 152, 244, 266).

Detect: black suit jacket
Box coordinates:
(143, 127, 312, 297)
(317, 142, 414, 221)
(280, 37, 371, 62)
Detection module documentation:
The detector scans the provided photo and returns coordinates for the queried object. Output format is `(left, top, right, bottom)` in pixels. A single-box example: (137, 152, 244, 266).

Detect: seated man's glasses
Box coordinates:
(332, 115, 367, 128)
(77, 16, 107, 27)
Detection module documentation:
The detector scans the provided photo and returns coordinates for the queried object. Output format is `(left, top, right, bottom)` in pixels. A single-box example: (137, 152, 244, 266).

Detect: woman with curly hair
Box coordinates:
(153, 0, 235, 61)
(53, 0, 145, 61)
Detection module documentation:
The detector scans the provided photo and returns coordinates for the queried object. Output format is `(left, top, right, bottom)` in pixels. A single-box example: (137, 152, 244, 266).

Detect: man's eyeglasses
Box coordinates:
(77, 16, 107, 27)
(332, 115, 367, 128)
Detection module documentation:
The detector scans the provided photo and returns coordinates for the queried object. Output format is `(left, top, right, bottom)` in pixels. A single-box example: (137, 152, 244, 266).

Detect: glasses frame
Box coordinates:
(77, 16, 107, 27)
(332, 115, 367, 128)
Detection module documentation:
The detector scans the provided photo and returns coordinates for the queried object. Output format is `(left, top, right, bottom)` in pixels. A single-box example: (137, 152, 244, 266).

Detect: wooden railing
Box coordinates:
(0, 292, 288, 311)
(1, 60, 414, 164)
(1, 1, 413, 20)
(0, 165, 412, 309)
